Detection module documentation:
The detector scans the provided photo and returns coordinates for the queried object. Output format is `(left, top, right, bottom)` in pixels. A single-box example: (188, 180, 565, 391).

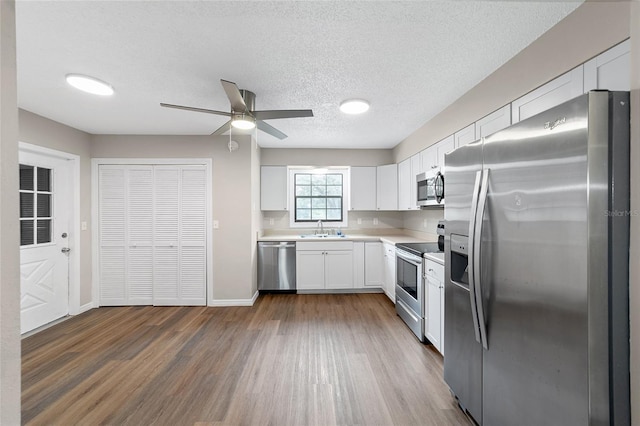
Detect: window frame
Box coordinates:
(288, 167, 349, 229)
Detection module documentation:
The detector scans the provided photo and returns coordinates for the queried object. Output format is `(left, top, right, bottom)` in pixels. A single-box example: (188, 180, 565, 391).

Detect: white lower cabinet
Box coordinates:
(296, 241, 354, 290)
(425, 259, 444, 355)
(364, 242, 383, 287)
(382, 243, 396, 302)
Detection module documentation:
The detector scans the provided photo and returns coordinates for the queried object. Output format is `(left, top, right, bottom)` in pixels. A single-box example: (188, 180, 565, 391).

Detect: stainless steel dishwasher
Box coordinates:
(258, 241, 296, 292)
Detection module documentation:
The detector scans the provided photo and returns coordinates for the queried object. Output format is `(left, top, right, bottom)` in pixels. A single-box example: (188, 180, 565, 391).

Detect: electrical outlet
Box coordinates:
(423, 219, 428, 228)
(81, 221, 87, 231)
(213, 220, 219, 229)
(373, 218, 379, 225)
(357, 218, 362, 225)
(269, 218, 274, 226)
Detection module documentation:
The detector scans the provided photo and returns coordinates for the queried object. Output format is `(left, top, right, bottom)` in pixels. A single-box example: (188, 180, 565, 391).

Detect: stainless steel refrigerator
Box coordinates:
(443, 91, 630, 425)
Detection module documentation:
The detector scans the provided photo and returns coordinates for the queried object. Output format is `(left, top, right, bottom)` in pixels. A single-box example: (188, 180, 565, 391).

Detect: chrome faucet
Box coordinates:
(316, 220, 324, 235)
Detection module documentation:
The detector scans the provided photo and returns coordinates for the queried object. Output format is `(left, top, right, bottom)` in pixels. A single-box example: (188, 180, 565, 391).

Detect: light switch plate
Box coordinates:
(357, 218, 362, 225)
(213, 220, 219, 229)
(373, 218, 379, 225)
(81, 221, 87, 231)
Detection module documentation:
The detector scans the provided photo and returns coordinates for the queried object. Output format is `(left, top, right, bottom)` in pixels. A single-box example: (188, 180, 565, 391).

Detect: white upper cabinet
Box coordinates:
(398, 154, 421, 210)
(436, 135, 455, 173)
(475, 105, 512, 140)
(376, 164, 398, 211)
(397, 158, 412, 211)
(419, 145, 437, 173)
(584, 39, 630, 92)
(261, 166, 288, 211)
(454, 124, 476, 149)
(511, 66, 584, 123)
(350, 166, 377, 211)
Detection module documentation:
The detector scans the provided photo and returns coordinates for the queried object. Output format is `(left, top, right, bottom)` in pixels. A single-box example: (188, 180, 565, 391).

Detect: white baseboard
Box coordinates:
(209, 291, 259, 307)
(78, 302, 95, 314)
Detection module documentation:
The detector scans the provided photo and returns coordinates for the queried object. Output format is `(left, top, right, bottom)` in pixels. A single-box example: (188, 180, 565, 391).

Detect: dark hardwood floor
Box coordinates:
(22, 293, 472, 425)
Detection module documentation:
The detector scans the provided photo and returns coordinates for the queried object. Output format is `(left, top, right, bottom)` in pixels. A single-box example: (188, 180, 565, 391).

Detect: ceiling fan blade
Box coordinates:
(257, 120, 287, 140)
(211, 120, 232, 136)
(253, 110, 314, 120)
(220, 79, 247, 112)
(160, 103, 231, 117)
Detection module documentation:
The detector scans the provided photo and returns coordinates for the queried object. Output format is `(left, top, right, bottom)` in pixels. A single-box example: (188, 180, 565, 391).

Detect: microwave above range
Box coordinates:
(417, 171, 444, 207)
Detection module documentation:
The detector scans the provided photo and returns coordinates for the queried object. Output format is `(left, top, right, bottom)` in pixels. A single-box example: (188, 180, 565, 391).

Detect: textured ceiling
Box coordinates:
(16, 1, 582, 149)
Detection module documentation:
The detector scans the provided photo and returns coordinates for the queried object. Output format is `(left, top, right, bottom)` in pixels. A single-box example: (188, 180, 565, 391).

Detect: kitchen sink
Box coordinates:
(299, 234, 347, 239)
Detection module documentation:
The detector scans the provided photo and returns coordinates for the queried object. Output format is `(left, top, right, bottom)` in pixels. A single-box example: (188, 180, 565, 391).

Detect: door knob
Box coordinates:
(61, 247, 71, 253)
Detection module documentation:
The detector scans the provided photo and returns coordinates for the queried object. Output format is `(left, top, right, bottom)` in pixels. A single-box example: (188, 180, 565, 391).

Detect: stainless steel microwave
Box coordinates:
(416, 171, 444, 207)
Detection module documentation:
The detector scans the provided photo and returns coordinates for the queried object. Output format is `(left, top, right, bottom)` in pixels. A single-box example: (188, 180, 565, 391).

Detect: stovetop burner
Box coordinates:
(395, 242, 442, 257)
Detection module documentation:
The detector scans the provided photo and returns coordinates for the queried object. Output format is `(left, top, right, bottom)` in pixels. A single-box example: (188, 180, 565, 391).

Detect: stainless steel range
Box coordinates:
(395, 242, 441, 342)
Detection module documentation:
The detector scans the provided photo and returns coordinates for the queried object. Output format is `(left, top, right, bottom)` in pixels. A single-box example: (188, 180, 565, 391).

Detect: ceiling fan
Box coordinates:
(160, 79, 313, 140)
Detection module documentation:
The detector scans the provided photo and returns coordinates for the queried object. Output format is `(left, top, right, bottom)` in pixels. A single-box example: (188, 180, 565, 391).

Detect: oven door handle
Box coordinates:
(396, 250, 422, 265)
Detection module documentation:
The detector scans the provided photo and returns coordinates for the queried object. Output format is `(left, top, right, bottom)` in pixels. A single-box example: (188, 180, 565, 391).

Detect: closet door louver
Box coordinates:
(179, 167, 207, 304)
(99, 166, 127, 305)
(126, 166, 154, 304)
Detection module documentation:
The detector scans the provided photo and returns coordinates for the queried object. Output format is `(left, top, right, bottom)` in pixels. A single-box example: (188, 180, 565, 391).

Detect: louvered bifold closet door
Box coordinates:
(152, 165, 206, 305)
(99, 165, 154, 305)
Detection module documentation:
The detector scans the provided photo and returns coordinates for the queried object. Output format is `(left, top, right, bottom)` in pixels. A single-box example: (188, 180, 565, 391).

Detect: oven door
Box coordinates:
(395, 249, 423, 316)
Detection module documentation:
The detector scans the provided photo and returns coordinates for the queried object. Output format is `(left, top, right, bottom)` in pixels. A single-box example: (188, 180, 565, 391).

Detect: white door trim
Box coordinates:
(91, 158, 213, 307)
(19, 142, 82, 316)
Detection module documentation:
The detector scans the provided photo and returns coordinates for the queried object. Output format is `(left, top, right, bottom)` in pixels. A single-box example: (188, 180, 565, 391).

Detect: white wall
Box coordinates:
(18, 110, 93, 305)
(91, 135, 257, 302)
(0, 0, 20, 423)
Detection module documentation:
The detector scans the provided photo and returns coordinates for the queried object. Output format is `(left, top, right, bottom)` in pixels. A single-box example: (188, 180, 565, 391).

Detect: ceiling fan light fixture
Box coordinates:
(65, 74, 114, 96)
(231, 113, 256, 130)
(339, 99, 369, 115)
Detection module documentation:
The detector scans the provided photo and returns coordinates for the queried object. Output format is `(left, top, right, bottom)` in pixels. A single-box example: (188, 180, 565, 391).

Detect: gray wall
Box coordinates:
(393, 2, 631, 162)
(91, 134, 257, 302)
(18, 110, 93, 304)
(629, 2, 640, 422)
(261, 148, 393, 167)
(0, 0, 20, 423)
(393, 1, 640, 418)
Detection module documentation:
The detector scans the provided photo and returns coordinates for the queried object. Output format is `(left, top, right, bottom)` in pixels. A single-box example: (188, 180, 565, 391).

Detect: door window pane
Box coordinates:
(20, 193, 34, 218)
(19, 163, 54, 246)
(21, 220, 34, 246)
(20, 165, 34, 191)
(37, 193, 51, 217)
(37, 220, 52, 244)
(37, 167, 52, 192)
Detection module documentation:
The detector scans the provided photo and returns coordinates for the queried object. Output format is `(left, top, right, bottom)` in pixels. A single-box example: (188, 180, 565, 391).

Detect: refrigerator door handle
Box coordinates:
(467, 170, 482, 345)
(474, 168, 490, 350)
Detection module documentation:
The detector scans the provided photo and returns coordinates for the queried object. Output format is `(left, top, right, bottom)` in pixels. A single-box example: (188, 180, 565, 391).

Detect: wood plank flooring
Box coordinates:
(22, 293, 472, 425)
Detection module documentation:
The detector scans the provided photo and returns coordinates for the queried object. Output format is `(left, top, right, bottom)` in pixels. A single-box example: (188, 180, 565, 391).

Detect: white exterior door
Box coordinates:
(98, 164, 207, 306)
(19, 151, 71, 333)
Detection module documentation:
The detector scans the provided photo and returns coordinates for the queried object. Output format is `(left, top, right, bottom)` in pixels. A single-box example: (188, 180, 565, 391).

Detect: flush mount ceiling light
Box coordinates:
(65, 74, 114, 96)
(339, 99, 370, 115)
(231, 113, 256, 130)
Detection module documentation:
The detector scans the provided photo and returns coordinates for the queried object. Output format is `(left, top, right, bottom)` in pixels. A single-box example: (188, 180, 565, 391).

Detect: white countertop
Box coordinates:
(424, 252, 444, 265)
(258, 233, 434, 245)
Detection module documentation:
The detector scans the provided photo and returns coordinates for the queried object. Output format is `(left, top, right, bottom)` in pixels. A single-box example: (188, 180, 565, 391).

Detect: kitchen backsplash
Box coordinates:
(262, 208, 443, 235)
